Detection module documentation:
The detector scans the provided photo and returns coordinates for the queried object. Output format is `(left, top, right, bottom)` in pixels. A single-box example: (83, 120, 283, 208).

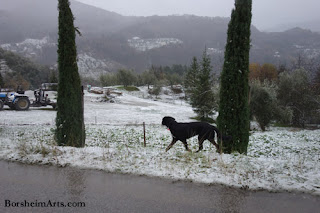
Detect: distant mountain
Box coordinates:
(1, 0, 320, 80)
(266, 20, 320, 33)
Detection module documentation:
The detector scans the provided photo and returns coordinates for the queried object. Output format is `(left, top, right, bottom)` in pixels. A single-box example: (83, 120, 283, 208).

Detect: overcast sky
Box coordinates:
(76, 0, 320, 31)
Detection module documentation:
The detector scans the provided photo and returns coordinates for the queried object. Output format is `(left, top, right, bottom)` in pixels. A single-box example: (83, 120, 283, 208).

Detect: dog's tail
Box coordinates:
(212, 126, 222, 141)
(213, 126, 232, 142)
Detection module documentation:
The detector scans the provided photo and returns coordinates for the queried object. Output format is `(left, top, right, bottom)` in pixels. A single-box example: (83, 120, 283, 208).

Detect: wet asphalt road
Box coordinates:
(0, 160, 319, 213)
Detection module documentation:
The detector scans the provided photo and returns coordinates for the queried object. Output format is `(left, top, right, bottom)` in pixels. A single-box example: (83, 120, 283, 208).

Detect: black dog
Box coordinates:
(162, 116, 230, 152)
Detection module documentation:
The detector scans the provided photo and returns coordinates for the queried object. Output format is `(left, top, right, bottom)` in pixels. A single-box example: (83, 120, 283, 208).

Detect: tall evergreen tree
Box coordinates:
(56, 0, 85, 147)
(184, 56, 199, 97)
(189, 50, 216, 121)
(217, 0, 252, 154)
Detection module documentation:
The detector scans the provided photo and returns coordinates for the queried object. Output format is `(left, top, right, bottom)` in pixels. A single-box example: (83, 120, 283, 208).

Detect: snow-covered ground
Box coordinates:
(0, 88, 319, 195)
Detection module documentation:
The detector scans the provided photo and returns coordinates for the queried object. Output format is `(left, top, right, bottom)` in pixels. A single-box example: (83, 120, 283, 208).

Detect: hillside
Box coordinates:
(0, 48, 52, 89)
(1, 0, 320, 79)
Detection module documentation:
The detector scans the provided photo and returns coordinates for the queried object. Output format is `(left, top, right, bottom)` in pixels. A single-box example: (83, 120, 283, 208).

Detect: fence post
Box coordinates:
(143, 122, 146, 147)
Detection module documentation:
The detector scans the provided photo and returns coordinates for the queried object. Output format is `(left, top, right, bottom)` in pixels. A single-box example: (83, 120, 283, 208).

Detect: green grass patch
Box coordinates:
(117, 86, 140, 91)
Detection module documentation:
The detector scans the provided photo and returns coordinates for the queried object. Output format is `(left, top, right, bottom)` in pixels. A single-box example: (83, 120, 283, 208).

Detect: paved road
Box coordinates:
(0, 161, 319, 213)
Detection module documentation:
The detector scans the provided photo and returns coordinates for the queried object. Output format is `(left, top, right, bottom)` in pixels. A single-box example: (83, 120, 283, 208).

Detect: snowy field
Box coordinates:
(0, 88, 319, 195)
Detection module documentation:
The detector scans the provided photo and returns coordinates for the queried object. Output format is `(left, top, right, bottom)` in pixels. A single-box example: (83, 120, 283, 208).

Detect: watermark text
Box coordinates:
(4, 199, 85, 208)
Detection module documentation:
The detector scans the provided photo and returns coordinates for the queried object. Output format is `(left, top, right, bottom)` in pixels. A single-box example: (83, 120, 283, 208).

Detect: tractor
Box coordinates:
(0, 87, 30, 110)
(0, 83, 57, 111)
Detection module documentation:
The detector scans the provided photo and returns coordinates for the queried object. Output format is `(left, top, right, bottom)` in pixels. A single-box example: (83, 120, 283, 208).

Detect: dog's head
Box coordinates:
(162, 116, 176, 128)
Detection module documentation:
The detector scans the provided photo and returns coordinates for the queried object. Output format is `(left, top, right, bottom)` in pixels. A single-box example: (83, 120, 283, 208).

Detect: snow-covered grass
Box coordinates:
(0, 88, 319, 196)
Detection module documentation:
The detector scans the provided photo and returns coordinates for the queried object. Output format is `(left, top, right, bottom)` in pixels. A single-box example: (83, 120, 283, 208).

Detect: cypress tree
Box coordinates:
(217, 0, 252, 154)
(56, 0, 85, 147)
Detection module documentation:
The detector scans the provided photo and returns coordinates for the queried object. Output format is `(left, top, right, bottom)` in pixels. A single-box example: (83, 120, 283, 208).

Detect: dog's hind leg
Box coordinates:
(165, 138, 178, 152)
(181, 140, 191, 152)
(196, 135, 205, 152)
(209, 139, 220, 152)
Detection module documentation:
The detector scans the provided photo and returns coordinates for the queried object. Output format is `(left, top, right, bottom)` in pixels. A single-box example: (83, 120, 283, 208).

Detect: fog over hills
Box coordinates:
(1, 0, 320, 80)
(266, 20, 320, 33)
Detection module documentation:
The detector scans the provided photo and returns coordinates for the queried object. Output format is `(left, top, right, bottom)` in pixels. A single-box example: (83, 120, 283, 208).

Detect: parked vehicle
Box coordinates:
(0, 87, 30, 110)
(0, 83, 57, 110)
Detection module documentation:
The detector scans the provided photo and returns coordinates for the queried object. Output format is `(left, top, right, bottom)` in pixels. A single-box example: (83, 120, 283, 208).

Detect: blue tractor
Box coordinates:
(0, 83, 57, 111)
(0, 88, 30, 111)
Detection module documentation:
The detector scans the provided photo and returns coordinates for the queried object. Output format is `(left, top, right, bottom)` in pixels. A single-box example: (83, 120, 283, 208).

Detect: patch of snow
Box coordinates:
(77, 53, 125, 80)
(128, 37, 183, 51)
(0, 36, 56, 61)
(18, 37, 51, 48)
(207, 47, 223, 55)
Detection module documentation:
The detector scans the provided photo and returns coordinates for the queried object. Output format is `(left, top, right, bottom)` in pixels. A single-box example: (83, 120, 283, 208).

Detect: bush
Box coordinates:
(100, 73, 118, 86)
(250, 81, 275, 131)
(277, 69, 318, 127)
(117, 86, 139, 92)
(148, 85, 162, 97)
(274, 106, 293, 125)
(171, 86, 183, 94)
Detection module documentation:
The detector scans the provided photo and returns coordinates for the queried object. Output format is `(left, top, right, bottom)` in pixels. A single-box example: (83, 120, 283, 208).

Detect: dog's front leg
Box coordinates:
(166, 138, 178, 152)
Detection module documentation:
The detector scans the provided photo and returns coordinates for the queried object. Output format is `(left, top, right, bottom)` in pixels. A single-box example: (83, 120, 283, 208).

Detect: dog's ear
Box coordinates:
(162, 117, 166, 125)
(162, 116, 176, 127)
(166, 116, 175, 121)
(162, 116, 175, 126)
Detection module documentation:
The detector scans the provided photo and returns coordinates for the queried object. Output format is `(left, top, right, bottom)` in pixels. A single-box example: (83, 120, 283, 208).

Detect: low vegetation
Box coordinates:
(116, 86, 140, 92)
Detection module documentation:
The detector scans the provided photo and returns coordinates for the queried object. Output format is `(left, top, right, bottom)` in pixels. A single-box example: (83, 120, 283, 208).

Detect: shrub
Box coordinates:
(277, 69, 318, 127)
(148, 85, 161, 97)
(100, 73, 118, 86)
(250, 81, 275, 131)
(274, 106, 293, 125)
(117, 86, 139, 92)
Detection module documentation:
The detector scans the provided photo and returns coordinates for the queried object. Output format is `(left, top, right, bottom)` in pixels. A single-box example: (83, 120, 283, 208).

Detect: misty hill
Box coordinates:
(266, 20, 320, 33)
(0, 0, 135, 43)
(0, 48, 52, 89)
(1, 0, 320, 79)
